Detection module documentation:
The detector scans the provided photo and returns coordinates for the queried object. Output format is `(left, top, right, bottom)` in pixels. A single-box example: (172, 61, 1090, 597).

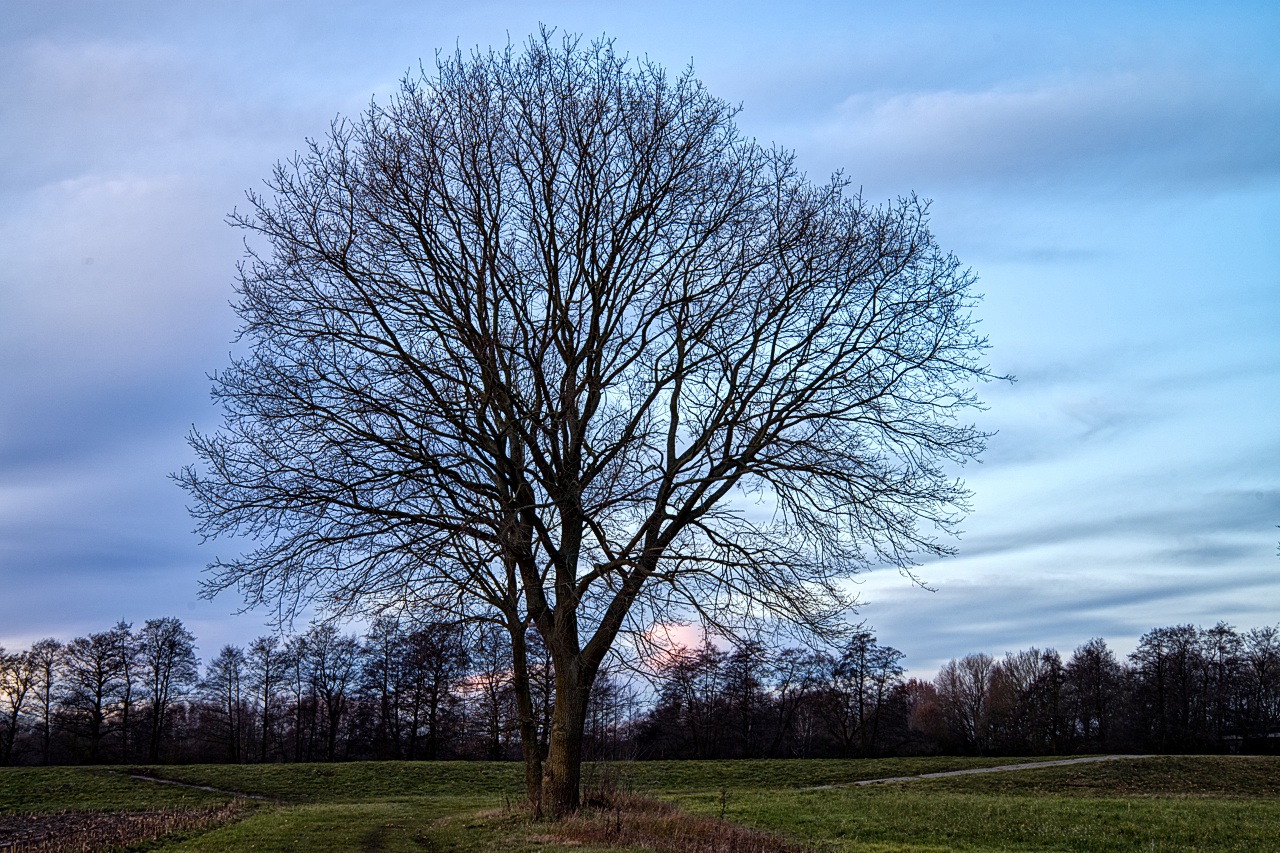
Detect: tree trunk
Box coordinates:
(541, 666, 592, 818)
(507, 622, 544, 816)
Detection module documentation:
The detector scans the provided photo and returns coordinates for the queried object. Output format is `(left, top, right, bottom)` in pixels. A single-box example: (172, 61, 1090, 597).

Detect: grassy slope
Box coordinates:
(2, 757, 1278, 852)
(0, 767, 229, 813)
(673, 756, 1280, 853)
(129, 756, 1044, 803)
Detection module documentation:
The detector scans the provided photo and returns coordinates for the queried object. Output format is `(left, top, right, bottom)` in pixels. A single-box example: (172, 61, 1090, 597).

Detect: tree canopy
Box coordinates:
(179, 30, 994, 815)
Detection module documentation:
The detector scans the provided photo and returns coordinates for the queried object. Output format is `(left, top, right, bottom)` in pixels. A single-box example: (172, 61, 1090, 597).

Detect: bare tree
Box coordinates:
(200, 645, 248, 762)
(27, 639, 61, 765)
(0, 647, 39, 765)
(400, 622, 469, 760)
(59, 630, 128, 762)
(246, 635, 288, 762)
(936, 653, 996, 753)
(1064, 637, 1123, 751)
(137, 617, 200, 761)
(1241, 625, 1280, 744)
(180, 31, 995, 814)
(110, 622, 139, 762)
(818, 631, 905, 757)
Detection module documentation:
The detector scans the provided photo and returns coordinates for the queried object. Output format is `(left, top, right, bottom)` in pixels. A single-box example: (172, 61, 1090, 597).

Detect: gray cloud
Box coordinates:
(863, 563, 1280, 677)
(955, 489, 1280, 562)
(801, 70, 1280, 194)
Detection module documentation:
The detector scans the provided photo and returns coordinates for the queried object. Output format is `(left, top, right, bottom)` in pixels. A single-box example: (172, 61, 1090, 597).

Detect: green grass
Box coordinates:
(918, 755, 1280, 798)
(0, 766, 230, 813)
(671, 757, 1280, 852)
(3, 757, 1278, 852)
(129, 756, 1045, 803)
(126, 760, 526, 803)
(582, 755, 1049, 793)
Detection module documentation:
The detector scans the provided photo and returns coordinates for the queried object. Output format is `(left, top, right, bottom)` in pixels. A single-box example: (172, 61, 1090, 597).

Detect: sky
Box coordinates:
(2, 1, 1277, 676)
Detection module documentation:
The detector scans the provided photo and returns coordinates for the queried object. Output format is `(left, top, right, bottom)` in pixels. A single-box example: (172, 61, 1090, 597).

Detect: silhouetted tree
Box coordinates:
(1130, 625, 1206, 751)
(137, 618, 199, 762)
(935, 653, 996, 753)
(1064, 637, 1124, 751)
(1241, 625, 1280, 749)
(0, 648, 38, 764)
(60, 630, 129, 762)
(246, 635, 289, 762)
(27, 639, 61, 765)
(200, 645, 248, 762)
(817, 631, 905, 757)
(179, 30, 996, 815)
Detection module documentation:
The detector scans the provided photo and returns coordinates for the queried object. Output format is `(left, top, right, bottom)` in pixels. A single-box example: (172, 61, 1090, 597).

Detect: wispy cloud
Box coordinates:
(804, 70, 1280, 193)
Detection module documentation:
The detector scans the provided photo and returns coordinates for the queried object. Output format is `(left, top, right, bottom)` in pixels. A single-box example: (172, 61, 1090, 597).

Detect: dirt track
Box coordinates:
(807, 754, 1157, 789)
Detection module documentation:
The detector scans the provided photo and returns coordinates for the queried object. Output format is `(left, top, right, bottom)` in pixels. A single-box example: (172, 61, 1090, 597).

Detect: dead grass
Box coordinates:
(556, 789, 814, 853)
(0, 802, 246, 853)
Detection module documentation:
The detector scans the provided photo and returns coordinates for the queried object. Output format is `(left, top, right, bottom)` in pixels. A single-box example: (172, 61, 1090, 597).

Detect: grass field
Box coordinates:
(1, 756, 1277, 851)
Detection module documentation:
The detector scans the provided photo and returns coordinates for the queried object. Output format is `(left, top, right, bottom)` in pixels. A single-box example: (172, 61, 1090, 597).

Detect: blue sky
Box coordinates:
(2, 1, 1277, 674)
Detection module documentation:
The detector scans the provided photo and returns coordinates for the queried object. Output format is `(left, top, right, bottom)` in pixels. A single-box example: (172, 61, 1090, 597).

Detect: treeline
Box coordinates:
(636, 623, 1280, 758)
(2, 619, 1278, 765)
(0, 616, 637, 766)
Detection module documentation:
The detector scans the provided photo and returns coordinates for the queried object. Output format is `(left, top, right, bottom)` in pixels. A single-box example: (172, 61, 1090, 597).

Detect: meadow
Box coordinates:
(1, 755, 1278, 852)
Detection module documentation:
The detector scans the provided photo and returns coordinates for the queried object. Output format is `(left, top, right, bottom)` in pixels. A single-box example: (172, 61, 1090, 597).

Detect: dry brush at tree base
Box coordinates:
(556, 790, 816, 853)
(179, 29, 996, 818)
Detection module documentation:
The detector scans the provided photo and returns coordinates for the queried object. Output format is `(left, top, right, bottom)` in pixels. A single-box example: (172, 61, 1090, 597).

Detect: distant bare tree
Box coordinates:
(27, 639, 61, 765)
(60, 630, 129, 762)
(936, 653, 996, 753)
(0, 648, 38, 764)
(1241, 625, 1280, 744)
(818, 631, 905, 757)
(180, 31, 996, 814)
(110, 622, 139, 762)
(200, 645, 249, 763)
(137, 618, 199, 761)
(245, 635, 289, 762)
(1064, 638, 1123, 751)
(296, 624, 362, 761)
(401, 622, 469, 760)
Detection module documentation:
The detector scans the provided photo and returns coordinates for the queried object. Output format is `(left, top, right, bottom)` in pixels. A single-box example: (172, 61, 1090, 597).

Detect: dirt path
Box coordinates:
(121, 772, 277, 801)
(810, 754, 1156, 789)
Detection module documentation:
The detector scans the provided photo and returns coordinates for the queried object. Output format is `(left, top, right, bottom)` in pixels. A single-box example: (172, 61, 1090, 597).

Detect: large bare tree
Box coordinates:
(180, 31, 994, 816)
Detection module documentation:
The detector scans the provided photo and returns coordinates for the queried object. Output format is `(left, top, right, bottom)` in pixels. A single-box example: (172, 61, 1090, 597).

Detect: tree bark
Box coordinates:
(541, 665, 593, 819)
(508, 622, 544, 816)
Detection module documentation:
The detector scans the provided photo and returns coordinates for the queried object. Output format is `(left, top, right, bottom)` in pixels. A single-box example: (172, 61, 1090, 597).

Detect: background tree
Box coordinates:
(59, 630, 128, 762)
(817, 631, 905, 757)
(27, 639, 62, 765)
(1241, 626, 1280, 748)
(109, 622, 140, 762)
(137, 617, 200, 762)
(246, 634, 289, 762)
(0, 648, 38, 765)
(400, 623, 469, 760)
(180, 31, 995, 814)
(199, 645, 248, 763)
(1130, 624, 1206, 751)
(935, 653, 996, 754)
(362, 617, 408, 759)
(1064, 638, 1124, 752)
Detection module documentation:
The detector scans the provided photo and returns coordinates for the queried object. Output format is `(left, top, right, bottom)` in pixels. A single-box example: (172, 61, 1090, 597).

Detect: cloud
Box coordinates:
(861, 559, 1280, 677)
(803, 70, 1280, 193)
